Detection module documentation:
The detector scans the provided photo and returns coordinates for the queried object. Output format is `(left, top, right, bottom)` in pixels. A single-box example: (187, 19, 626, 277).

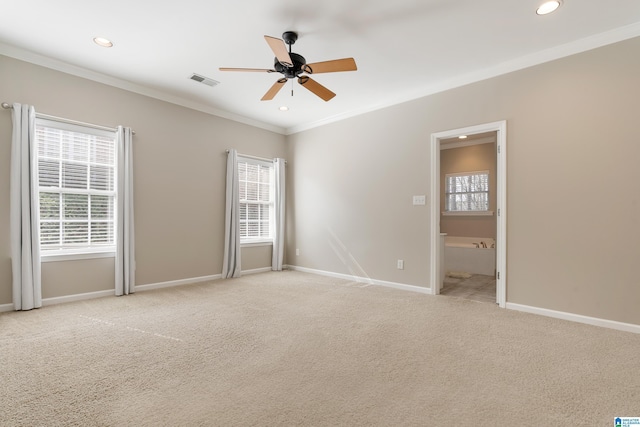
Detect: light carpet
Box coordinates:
(1, 270, 638, 426)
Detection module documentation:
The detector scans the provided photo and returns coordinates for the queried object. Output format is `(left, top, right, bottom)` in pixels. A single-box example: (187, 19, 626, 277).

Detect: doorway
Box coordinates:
(429, 121, 507, 307)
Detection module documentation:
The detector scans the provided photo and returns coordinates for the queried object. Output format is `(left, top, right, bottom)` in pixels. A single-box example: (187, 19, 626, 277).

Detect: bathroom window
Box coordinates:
(445, 171, 490, 213)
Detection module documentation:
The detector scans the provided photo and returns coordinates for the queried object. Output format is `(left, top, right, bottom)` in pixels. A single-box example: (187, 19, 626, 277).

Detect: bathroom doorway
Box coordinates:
(439, 132, 497, 303)
(429, 121, 507, 307)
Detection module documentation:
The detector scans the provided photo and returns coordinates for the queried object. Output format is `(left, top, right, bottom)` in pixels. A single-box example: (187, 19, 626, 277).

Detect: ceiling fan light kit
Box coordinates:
(220, 31, 357, 102)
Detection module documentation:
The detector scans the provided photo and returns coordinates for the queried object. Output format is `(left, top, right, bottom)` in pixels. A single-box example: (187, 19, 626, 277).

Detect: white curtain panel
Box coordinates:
(9, 103, 42, 310)
(115, 126, 135, 296)
(272, 158, 286, 271)
(222, 149, 241, 278)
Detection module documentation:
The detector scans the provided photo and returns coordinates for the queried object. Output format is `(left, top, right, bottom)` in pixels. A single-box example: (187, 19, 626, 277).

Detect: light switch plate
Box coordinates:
(413, 195, 426, 205)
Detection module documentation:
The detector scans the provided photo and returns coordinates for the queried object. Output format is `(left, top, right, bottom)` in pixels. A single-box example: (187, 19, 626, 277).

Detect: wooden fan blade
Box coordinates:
(219, 67, 275, 73)
(305, 58, 357, 74)
(264, 35, 293, 67)
(261, 79, 287, 101)
(297, 76, 336, 102)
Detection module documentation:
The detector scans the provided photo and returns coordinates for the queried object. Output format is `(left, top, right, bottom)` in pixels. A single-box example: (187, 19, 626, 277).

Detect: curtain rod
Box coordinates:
(2, 102, 135, 135)
(226, 149, 287, 164)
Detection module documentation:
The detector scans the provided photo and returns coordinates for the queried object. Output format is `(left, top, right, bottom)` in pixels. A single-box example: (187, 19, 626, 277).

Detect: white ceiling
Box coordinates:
(1, 1, 640, 134)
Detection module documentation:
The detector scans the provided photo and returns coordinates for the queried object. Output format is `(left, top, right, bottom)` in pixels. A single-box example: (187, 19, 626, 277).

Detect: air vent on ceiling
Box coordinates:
(189, 73, 220, 87)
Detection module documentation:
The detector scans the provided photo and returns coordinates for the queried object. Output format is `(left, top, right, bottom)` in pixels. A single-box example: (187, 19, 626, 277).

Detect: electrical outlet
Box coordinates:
(397, 259, 404, 270)
(296, 248, 300, 256)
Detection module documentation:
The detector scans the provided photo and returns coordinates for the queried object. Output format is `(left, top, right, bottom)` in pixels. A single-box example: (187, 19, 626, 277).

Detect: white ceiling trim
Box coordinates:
(0, 42, 286, 135)
(3, 20, 640, 137)
(285, 21, 640, 135)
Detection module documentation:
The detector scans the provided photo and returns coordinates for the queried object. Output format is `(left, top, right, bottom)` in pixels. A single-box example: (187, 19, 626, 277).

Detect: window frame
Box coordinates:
(237, 155, 275, 246)
(35, 117, 118, 261)
(443, 170, 493, 216)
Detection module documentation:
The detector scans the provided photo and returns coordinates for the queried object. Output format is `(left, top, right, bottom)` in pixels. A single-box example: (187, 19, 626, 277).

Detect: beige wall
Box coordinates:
(287, 36, 640, 325)
(0, 55, 286, 304)
(3, 36, 640, 327)
(440, 142, 497, 239)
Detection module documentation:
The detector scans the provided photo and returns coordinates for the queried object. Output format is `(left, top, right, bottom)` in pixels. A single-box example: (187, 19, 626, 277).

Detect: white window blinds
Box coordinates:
(238, 157, 273, 242)
(445, 171, 489, 212)
(36, 119, 117, 253)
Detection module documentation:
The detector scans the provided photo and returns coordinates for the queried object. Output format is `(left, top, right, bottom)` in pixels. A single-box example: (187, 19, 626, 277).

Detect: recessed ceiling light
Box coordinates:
(93, 37, 113, 48)
(279, 106, 289, 111)
(536, 1, 561, 15)
(458, 135, 468, 139)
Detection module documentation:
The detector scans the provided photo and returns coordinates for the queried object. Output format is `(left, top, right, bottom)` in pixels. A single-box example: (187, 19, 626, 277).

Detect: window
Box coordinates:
(445, 170, 490, 213)
(35, 118, 117, 256)
(238, 157, 274, 244)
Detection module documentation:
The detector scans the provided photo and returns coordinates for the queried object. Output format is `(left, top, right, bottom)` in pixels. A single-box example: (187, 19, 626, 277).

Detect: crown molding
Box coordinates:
(285, 21, 640, 135)
(0, 42, 286, 135)
(3, 20, 640, 138)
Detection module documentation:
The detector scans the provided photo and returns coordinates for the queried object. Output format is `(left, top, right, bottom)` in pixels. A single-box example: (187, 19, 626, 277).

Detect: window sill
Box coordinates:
(241, 240, 273, 248)
(41, 250, 116, 263)
(442, 211, 494, 217)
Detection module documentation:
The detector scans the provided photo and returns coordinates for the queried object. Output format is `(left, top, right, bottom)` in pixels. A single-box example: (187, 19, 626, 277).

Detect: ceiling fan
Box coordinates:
(220, 31, 357, 102)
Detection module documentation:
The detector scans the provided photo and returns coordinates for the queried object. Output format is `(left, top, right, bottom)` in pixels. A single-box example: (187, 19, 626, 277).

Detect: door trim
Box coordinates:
(429, 120, 507, 307)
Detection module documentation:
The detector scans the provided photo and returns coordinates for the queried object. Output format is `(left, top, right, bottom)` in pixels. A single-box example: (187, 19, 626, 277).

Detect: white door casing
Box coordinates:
(429, 121, 507, 307)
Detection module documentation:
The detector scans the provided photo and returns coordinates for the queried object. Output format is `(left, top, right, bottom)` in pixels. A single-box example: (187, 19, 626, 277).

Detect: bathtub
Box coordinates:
(444, 236, 496, 276)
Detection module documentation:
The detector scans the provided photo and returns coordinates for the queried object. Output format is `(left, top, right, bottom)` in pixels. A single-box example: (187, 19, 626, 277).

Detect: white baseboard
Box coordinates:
(136, 274, 222, 292)
(287, 265, 432, 295)
(287, 265, 640, 334)
(242, 267, 273, 276)
(135, 266, 278, 293)
(0, 303, 15, 312)
(1, 268, 272, 312)
(0, 292, 117, 312)
(136, 268, 275, 292)
(7, 268, 637, 335)
(43, 289, 116, 307)
(506, 303, 640, 335)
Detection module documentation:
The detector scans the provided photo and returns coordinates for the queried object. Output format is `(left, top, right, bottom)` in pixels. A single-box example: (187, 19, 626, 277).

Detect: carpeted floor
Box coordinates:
(1, 270, 638, 426)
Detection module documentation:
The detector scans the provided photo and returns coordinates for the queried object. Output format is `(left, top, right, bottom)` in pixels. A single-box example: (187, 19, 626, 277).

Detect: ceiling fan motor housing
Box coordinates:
(219, 30, 356, 102)
(282, 31, 298, 45)
(274, 52, 307, 79)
